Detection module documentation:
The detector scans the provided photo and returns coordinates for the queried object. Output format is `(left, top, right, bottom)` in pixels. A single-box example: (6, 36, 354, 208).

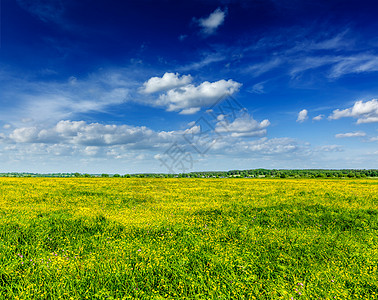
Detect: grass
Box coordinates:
(0, 178, 377, 299)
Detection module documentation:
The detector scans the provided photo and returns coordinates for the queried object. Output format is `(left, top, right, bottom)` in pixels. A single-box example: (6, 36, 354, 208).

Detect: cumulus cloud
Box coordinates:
(329, 99, 378, 123)
(335, 131, 366, 138)
(139, 72, 241, 114)
(297, 109, 308, 123)
(156, 79, 241, 114)
(197, 8, 226, 35)
(10, 127, 39, 143)
(83, 146, 99, 156)
(215, 114, 270, 137)
(312, 114, 324, 121)
(7, 120, 181, 148)
(140, 73, 192, 94)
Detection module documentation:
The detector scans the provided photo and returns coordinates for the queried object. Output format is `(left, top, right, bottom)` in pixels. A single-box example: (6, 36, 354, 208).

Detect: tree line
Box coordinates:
(2, 169, 377, 178)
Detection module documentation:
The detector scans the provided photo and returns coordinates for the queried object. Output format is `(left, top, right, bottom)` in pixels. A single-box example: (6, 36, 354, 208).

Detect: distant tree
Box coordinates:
(101, 174, 109, 177)
(347, 172, 355, 178)
(113, 174, 121, 177)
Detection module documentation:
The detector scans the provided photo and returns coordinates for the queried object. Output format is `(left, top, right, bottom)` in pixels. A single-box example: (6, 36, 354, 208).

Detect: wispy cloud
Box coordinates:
(249, 82, 266, 94)
(328, 54, 378, 78)
(245, 57, 283, 77)
(241, 29, 378, 81)
(288, 30, 352, 53)
(17, 0, 65, 23)
(290, 56, 340, 77)
(178, 53, 226, 71)
(0, 68, 143, 124)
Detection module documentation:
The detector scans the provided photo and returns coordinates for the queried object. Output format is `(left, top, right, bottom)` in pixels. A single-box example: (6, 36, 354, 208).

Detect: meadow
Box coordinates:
(0, 178, 377, 299)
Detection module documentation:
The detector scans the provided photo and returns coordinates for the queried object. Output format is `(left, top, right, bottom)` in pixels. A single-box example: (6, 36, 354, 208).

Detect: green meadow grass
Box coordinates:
(0, 178, 377, 299)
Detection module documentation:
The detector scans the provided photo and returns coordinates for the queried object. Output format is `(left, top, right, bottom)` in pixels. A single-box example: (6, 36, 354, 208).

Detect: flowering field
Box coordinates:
(0, 178, 377, 299)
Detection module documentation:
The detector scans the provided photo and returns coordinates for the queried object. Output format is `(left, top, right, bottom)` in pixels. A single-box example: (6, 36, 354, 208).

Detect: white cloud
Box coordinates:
(370, 136, 378, 142)
(215, 114, 270, 137)
(335, 131, 366, 138)
(7, 120, 181, 147)
(140, 73, 192, 94)
(228, 137, 299, 155)
(197, 8, 226, 35)
(179, 107, 201, 115)
(10, 127, 39, 143)
(84, 146, 99, 156)
(357, 117, 378, 124)
(46, 144, 75, 156)
(312, 114, 324, 121)
(329, 99, 378, 124)
(3, 124, 11, 129)
(156, 79, 241, 114)
(317, 145, 343, 152)
(297, 109, 308, 123)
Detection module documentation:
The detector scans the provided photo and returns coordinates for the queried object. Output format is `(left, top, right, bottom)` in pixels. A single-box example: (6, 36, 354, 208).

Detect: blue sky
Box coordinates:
(1, 0, 378, 173)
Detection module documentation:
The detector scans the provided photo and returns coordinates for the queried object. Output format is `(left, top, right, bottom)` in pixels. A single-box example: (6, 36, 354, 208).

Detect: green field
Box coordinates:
(0, 178, 377, 299)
